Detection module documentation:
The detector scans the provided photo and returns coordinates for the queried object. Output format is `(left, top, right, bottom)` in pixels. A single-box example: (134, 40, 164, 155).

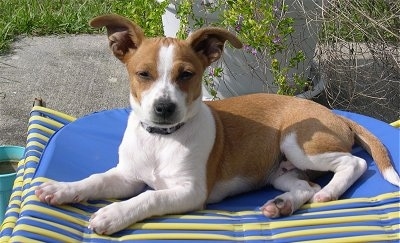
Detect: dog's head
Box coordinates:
(90, 14, 242, 127)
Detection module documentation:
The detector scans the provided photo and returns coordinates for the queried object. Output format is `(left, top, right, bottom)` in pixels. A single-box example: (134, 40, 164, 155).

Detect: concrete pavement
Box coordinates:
(0, 35, 129, 146)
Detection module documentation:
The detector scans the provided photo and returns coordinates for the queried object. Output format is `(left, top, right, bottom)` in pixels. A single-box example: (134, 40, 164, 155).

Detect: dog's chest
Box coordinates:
(119, 107, 215, 191)
(141, 155, 182, 190)
(120, 127, 192, 190)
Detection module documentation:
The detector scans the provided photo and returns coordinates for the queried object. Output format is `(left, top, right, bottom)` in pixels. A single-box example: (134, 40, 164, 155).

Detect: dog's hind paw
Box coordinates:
(261, 197, 293, 218)
(310, 190, 336, 203)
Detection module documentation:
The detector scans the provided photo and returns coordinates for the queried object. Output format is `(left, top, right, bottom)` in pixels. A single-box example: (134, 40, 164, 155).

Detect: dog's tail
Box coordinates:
(340, 116, 400, 187)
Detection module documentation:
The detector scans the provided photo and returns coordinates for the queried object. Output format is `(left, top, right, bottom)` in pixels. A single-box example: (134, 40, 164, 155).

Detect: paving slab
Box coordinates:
(0, 35, 129, 146)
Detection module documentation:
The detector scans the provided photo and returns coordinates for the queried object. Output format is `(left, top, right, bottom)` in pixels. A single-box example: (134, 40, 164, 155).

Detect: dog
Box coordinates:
(35, 14, 400, 235)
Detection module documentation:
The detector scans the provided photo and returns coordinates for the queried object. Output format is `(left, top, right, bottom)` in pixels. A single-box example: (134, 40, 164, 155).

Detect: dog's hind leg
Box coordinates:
(307, 153, 367, 202)
(261, 164, 320, 218)
(280, 132, 367, 204)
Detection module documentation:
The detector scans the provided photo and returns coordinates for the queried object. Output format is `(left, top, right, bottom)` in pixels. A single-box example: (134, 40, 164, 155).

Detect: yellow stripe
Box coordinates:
(276, 225, 399, 239)
(29, 115, 64, 129)
(26, 217, 84, 237)
(31, 106, 76, 122)
(26, 139, 47, 149)
(10, 190, 22, 199)
(22, 188, 45, 202)
(128, 221, 270, 232)
(21, 204, 87, 226)
(24, 155, 40, 163)
(23, 168, 36, 175)
(200, 210, 261, 217)
(8, 200, 22, 208)
(390, 120, 400, 128)
(23, 178, 33, 187)
(13, 225, 78, 243)
(160, 214, 243, 220)
(21, 195, 39, 203)
(93, 232, 269, 241)
(129, 222, 234, 231)
(27, 131, 50, 142)
(304, 232, 400, 243)
(23, 194, 95, 217)
(7, 200, 21, 207)
(270, 211, 399, 229)
(303, 202, 400, 216)
(1, 217, 17, 228)
(32, 177, 52, 184)
(27, 124, 55, 136)
(0, 236, 11, 242)
(22, 178, 33, 188)
(9, 236, 44, 243)
(26, 133, 51, 143)
(17, 158, 25, 167)
(301, 191, 399, 209)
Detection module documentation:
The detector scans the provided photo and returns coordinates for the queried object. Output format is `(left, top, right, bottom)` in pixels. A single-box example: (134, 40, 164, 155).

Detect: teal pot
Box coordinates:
(0, 145, 25, 224)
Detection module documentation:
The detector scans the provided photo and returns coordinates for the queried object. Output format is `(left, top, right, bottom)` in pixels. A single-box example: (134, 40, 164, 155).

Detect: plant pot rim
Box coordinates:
(0, 145, 24, 177)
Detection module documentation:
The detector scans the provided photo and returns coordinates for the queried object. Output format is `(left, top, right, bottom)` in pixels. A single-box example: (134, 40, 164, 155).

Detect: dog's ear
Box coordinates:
(90, 14, 144, 63)
(186, 27, 243, 66)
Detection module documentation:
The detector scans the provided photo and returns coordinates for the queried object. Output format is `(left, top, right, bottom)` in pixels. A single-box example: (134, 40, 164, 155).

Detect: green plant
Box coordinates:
(0, 0, 168, 54)
(175, 0, 311, 97)
(112, 0, 169, 37)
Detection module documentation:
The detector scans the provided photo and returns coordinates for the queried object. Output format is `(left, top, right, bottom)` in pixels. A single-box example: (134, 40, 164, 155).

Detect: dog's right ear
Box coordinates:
(186, 27, 243, 67)
(90, 14, 144, 63)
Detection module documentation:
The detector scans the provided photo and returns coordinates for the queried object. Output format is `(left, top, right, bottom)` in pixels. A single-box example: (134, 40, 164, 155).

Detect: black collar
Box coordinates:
(140, 122, 185, 135)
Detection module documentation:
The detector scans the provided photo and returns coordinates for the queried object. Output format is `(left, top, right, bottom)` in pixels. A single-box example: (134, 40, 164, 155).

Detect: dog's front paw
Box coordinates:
(89, 202, 133, 235)
(35, 181, 81, 205)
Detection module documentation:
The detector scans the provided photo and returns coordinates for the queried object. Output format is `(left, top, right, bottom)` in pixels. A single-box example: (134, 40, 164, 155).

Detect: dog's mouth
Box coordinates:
(151, 120, 180, 127)
(145, 114, 185, 128)
(142, 110, 186, 134)
(150, 112, 183, 126)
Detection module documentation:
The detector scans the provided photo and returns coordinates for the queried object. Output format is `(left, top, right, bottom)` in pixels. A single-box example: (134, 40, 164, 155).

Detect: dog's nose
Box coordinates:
(154, 100, 176, 118)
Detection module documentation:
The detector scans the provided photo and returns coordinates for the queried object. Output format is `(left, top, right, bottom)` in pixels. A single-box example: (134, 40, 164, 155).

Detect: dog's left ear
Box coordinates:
(186, 27, 243, 66)
(90, 14, 145, 63)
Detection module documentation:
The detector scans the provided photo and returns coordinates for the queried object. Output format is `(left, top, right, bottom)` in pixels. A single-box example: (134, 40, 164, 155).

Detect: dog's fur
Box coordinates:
(35, 14, 400, 235)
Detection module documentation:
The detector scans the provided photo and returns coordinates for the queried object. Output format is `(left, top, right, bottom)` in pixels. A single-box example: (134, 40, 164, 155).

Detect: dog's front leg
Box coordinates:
(35, 167, 145, 204)
(88, 182, 206, 235)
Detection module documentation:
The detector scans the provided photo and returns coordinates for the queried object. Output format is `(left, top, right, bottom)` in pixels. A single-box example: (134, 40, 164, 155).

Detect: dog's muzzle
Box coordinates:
(154, 99, 176, 118)
(151, 99, 181, 125)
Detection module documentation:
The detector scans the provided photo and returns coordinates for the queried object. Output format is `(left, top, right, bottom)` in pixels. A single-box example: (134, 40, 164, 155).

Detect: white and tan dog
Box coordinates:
(35, 14, 400, 235)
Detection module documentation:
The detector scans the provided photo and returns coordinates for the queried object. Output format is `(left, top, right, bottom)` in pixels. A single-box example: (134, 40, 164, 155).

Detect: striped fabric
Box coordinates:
(0, 106, 75, 242)
(1, 106, 399, 242)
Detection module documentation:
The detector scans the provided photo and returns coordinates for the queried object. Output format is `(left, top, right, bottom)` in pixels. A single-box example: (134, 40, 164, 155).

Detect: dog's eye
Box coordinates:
(178, 71, 194, 81)
(137, 71, 151, 80)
